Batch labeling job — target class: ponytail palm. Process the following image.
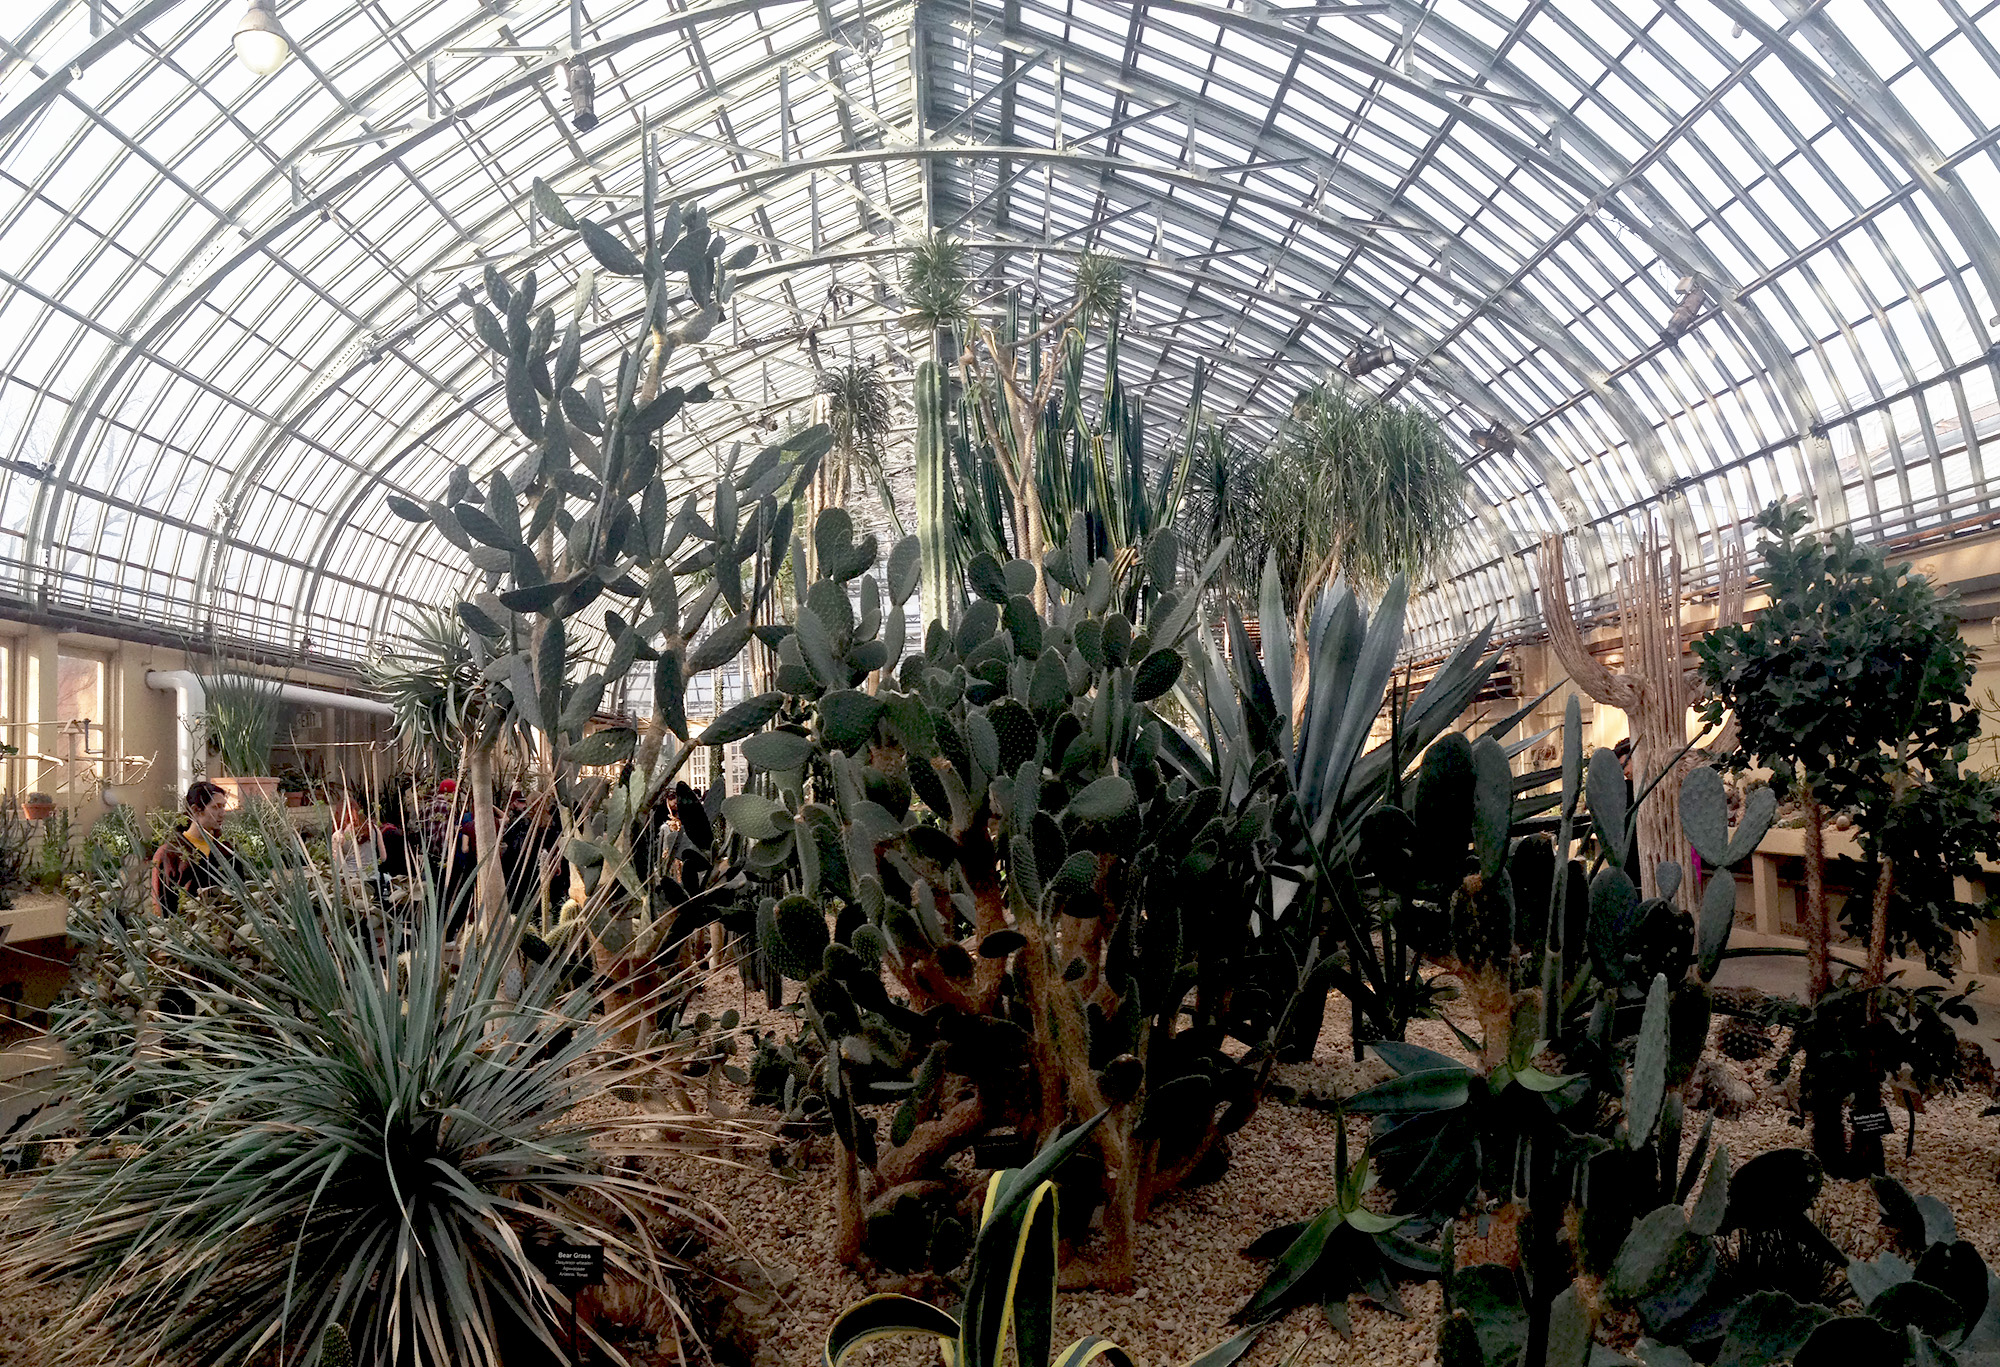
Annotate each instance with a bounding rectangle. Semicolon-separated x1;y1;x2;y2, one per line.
1258;382;1468;605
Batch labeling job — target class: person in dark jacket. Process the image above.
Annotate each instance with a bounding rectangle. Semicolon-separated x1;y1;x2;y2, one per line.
149;780;241;917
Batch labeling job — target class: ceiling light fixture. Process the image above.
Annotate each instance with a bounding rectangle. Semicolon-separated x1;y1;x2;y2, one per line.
1471;422;1514;456
562;0;595;131
565;56;597;131
233;0;290;76
1663;273;1708;340
1342;342;1394;378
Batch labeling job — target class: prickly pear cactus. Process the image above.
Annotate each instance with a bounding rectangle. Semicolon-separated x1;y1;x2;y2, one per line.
738;511;1285;1284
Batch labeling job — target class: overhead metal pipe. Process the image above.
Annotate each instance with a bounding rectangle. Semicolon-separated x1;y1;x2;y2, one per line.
145;671;392;797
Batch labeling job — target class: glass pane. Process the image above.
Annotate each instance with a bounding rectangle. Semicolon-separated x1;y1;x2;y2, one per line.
56;654;104;726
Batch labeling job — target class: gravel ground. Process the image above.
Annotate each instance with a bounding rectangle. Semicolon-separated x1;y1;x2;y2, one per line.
5;975;1999;1367
671;968;2000;1367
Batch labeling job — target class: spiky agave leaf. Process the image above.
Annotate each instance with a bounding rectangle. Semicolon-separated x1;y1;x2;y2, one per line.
10;855;754;1367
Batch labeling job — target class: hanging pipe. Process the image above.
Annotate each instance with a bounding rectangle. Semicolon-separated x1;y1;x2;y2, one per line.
144;671;392;797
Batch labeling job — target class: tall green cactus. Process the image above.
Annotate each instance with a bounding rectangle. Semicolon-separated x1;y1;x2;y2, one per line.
380;141;820;1033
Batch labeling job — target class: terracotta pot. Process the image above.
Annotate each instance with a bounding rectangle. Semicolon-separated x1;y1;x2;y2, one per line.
215;775;282;807
22;797;53;821
284;791;307;808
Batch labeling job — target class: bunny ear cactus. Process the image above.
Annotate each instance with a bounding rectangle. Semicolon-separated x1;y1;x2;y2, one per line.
381;155;822;1037
743;513;1300;1287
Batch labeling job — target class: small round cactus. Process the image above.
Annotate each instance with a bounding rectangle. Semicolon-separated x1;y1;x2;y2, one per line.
320;1324;353;1367
1716;1015;1773;1063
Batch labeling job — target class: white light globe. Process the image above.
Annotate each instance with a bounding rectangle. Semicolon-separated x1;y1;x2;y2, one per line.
234;12;289;75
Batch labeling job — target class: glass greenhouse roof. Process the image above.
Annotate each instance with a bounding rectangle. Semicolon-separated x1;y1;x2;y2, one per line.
4;0;2000;668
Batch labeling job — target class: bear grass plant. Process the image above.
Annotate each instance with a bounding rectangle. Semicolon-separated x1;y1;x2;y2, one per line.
12;853;747;1367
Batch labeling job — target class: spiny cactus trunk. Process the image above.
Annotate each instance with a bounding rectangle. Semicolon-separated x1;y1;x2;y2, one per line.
1630;722;1692;914
1802;794;1830;1000
1061;1112;1141;1292
1022;929;1069;1142
1469;969;1515;1070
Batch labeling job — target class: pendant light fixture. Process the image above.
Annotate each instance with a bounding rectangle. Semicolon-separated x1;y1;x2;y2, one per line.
563;0;596;131
233;0;290;75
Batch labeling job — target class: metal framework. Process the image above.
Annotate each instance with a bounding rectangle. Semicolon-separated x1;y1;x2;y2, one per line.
3;0;2000;664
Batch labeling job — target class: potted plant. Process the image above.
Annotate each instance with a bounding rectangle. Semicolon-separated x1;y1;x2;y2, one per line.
201;672;285;806
276;770;312;808
22;792;53;821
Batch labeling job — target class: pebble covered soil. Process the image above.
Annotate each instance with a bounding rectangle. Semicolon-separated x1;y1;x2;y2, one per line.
651;970;2000;1367
4;968;2000;1367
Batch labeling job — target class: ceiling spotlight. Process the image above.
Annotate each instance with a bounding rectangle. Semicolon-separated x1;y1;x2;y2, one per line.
565;56;598;132
233;0;290;75
1663;272;1708;339
1342;342;1394;378
1471;422;1514;456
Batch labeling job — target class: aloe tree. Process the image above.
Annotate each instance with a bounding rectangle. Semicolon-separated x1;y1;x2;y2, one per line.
814;356;901;544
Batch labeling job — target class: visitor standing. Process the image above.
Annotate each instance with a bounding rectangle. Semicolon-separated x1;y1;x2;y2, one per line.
149;780;241;916
331;797;384;903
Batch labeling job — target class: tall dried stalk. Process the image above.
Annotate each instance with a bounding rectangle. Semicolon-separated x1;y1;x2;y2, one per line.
1539;523;1746;910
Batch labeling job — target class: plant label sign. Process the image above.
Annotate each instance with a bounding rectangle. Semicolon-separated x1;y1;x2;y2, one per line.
973;1133;1033;1169
1851;1109;1894;1137
547;1243;605;1292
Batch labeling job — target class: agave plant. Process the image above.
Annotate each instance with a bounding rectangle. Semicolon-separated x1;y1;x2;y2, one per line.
1168;554;1503;1052
823;1112;1259;1367
15;856;746;1367
200;671;286;777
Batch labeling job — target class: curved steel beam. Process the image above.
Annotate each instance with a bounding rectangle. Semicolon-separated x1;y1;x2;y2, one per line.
203;7;910;648
23;0;808;599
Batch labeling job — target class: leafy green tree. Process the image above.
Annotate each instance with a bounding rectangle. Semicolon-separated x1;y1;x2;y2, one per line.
1697;500;2000;1172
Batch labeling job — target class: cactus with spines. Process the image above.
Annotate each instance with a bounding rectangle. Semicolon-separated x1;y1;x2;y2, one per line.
377;140;824;1049
319;1325;353;1367
1235;693;1784;1355
735;508;1299;1287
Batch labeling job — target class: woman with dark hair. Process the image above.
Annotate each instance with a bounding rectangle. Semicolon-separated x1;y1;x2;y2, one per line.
149;780;241;916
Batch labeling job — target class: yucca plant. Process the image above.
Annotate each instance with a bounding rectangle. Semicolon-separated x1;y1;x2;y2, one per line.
200;671;286;777
14;856;745;1367
823;1112;1257;1367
